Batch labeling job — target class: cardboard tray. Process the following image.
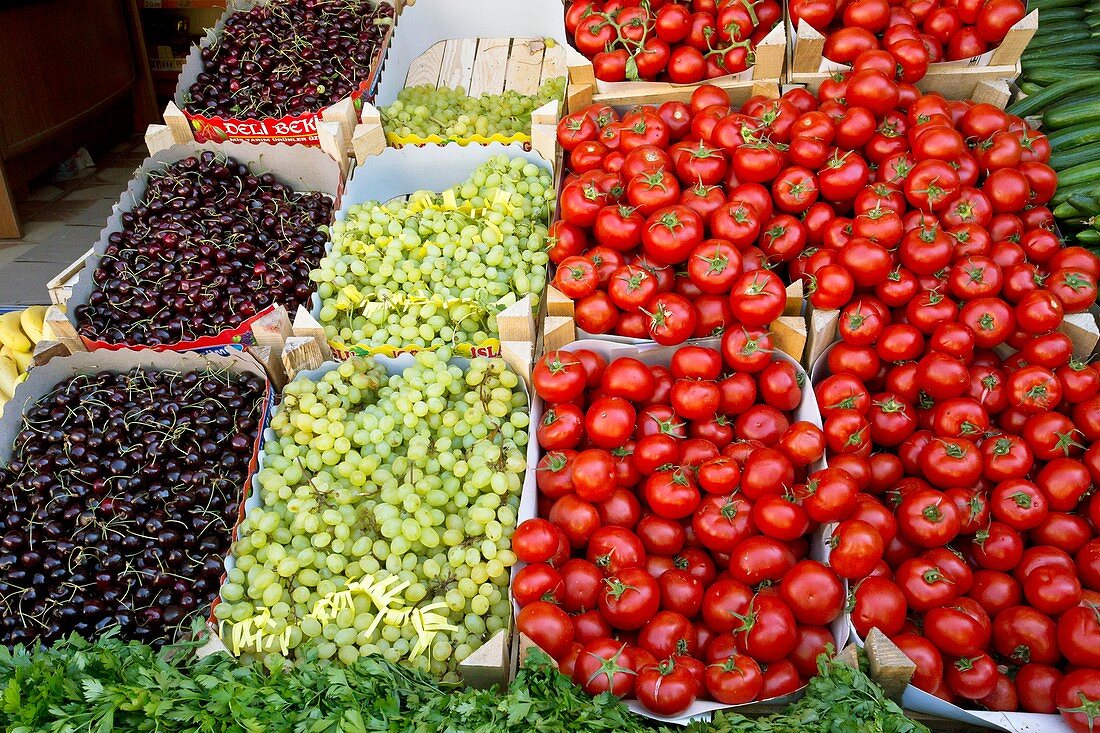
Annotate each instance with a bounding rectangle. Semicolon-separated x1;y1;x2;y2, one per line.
513;337;846;724
309;141;554;359
0;349;273;647
56;141;343;355
808;345;1080;733
570;23;786;108
217;348;536;688
163;0;396;148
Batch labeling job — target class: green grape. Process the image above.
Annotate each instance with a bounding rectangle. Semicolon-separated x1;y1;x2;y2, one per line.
218;353;528;677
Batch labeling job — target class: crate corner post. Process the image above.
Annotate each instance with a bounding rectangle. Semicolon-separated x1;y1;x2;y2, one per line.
163;101;194;145
458;627;511;689
753;21;786;81
352;103;387;162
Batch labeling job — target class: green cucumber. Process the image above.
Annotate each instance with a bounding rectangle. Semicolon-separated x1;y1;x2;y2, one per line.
1077;229;1100;243
1022;68;1100;85
1036;7;1087;21
1069;192;1100;213
1053;160;1100;189
1050;145;1100;170
1044;99;1100;128
1031;0;1085;10
1047;121;1100;149
1023;38;1100;56
1007;74;1100;114
1054;201;1088;219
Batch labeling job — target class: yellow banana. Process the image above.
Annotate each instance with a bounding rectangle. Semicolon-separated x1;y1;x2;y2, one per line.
9;348;31;373
0;354;18;397
0;312;31;352
19;306;45;344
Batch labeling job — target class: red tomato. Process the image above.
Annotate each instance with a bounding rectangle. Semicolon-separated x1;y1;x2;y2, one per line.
518;601;574;659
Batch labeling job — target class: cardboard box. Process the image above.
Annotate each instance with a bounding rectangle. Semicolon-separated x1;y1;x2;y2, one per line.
785;11;1036;95
350;0;573;161
310;142;554;359
217;348;535;688
572;23;786;107
157;0;396;153
0;348;272;649
513;337;845;724
55;141;343;356
808;344;1086;733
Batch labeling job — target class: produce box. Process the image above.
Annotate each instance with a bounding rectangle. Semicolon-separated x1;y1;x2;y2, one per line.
513;337;845;724
567;17;786;107
351;0;573;160
215;347;536;688
52;141;343;356
157;0;397;153
0;348;273;649
310;142;554;360
785;10;1036;96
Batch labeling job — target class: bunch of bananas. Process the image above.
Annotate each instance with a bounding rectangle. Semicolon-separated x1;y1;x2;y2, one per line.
0;306;49;416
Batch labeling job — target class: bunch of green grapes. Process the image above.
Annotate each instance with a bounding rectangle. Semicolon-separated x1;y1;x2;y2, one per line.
215;351;529;680
312;155;553;351
379;75;566;140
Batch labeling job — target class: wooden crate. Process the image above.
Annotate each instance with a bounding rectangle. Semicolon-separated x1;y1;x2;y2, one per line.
566;22;786;108
352;36;570;162
787;10;1036;97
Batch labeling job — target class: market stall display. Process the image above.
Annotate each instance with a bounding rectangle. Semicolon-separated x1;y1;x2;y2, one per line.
3;0;1100;731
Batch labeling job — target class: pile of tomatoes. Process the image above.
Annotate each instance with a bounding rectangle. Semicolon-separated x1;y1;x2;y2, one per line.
812;236;1100;727
514;342;852;717
552;75;1069;339
791;0;1026;72
564;0;780;83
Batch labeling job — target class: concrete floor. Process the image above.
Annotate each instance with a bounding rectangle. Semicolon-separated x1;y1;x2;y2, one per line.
0;138;146;307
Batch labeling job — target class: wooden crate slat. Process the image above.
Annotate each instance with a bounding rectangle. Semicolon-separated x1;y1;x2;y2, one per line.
504;39;546;95
437;38;480;90
405;40;447;88
539;44;567;88
468;37;512;97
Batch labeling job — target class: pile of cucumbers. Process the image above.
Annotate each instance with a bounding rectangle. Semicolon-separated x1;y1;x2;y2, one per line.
1010;0;1100;246
1020;0;1100;87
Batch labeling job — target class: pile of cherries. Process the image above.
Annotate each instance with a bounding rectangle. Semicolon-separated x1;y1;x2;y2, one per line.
0;368;266;648
186;0;394;118
75;152;332;346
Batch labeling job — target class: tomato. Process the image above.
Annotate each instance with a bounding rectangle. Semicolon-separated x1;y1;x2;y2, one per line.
645;468;701;520
945;653;999;700
602;358;654;402
702;578;754;633
829;519;885;579
748;494;807;542
659;568;703;617
851;576;908;638
846;70;900;117
990;605;1059;667
1023;565;1082;618
537;403;585;451
636;659;698;717
728;593;796;663
920;603;989;658
557;558;604;614
573;638;636;696
802;466;859;523
513;563;565;608
1055;669;1100;733
1058;604;1100;669
894;634;944;692
646;292;698;345
808;264;856;311
638;610;698;660
547;220;589;265
818;150;871;202
970;521;1025;573
518;601;574;659
898;221;953;275
896;557;960;612
977;0;1026;43
692;494;753;554
777;560;844;627
920;438;982;491
904;159;961;212
727;269;786;327
705;654;763;704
